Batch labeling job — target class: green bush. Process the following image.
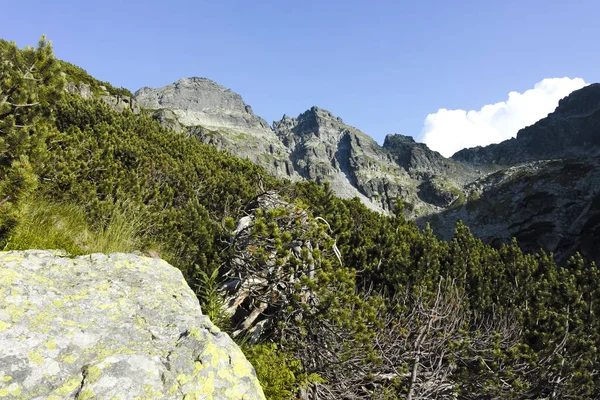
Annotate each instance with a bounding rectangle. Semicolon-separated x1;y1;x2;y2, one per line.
243;343;323;400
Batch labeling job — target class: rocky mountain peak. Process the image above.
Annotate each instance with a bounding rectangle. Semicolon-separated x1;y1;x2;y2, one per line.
383;133;416;147
135;77;254;118
135;78;297;179
453;84;600;166
553;83;600;118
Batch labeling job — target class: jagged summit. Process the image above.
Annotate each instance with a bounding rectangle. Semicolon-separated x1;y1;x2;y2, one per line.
452;83;600;165
383;133;416;145
554;83;600;118
135;77;296;179
135;77;261;123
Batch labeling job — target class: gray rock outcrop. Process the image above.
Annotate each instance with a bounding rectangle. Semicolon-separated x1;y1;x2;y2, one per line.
0;250;265;399
65;81;140;113
65;82;93;100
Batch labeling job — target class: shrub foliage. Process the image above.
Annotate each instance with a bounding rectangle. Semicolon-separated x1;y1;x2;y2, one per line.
2;37;600;399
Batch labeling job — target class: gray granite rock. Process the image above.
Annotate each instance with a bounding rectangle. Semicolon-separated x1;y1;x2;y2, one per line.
65;82;93;100
0;250;265;399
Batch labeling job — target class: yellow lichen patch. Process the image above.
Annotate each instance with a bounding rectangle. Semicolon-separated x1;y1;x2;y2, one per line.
5;383;22;396
86;366;102;383
31;311;54;332
64;320;89;329
233;357;252;377
54;378;81;396
93;345;136;361
6;304;25;323
114;260;132;269
176;372;193;386
0;269;19;287
217;368;233;380
77;388;95;400
193;360;204;375
141;384;162;399
1;376;11;382
95;302;114;310
168;384;179;396
189;328;202;339
0;320;10;332
28;350;44;365
44;339;57;351
94;282;112;292
200;342;224;366
52;299;65;308
62;354;78;364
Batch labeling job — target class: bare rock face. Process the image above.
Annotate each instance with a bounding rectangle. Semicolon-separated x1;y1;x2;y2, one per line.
452;84;600;165
65;82;93;99
273;107;475;213
135;78;270;135
434;84;600;263
0;250;265;400
150;108;183;133
100;94;140;113
135;78;297;179
423;159;600;265
65;81;140;113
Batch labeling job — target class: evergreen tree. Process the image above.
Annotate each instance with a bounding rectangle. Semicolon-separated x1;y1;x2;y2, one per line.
0;36;63;239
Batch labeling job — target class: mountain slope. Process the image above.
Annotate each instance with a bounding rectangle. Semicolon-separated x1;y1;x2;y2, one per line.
425;84;600;263
136;79;480;214
136;77;298;179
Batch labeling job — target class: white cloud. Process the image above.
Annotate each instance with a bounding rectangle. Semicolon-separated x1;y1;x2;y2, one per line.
420;77;587;157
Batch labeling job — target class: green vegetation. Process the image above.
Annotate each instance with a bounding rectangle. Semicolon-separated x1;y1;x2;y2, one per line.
3;199;146;255
243;343;323;400
2;37;600;398
58;60;133;97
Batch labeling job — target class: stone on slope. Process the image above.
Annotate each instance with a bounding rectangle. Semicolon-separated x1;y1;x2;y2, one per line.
0;250;265;400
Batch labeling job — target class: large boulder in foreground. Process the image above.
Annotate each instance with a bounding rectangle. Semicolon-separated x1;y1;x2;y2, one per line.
0;250;265;399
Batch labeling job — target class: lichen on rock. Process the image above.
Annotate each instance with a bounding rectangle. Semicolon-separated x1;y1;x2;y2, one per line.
0;250;265;399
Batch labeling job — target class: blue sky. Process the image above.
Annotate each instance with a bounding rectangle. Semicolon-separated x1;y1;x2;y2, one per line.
3;0;599;155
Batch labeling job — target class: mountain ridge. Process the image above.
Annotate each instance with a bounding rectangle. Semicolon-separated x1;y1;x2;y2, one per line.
133;77;600;264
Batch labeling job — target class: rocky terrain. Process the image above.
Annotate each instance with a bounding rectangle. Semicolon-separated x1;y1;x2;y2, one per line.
135;78;600;263
136;80;477;214
0;250;265;400
135;78;297;179
423;84;600;264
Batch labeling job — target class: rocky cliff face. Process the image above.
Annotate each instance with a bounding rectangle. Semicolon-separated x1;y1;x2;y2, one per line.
274;107;481;212
135;78;296;179
0;250;265;400
452;84;600;165
424;84;600;264
66;81;140;113
274;107;408;211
